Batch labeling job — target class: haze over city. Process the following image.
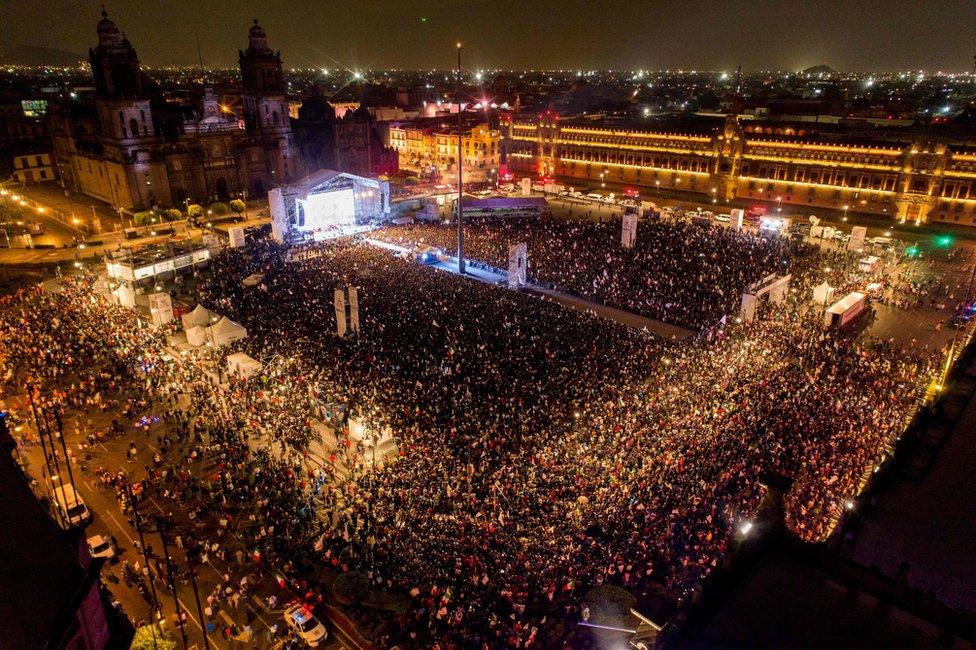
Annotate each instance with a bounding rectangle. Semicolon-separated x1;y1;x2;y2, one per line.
2;0;976;71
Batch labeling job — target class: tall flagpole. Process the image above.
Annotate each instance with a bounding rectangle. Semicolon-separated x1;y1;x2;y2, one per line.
456;42;465;274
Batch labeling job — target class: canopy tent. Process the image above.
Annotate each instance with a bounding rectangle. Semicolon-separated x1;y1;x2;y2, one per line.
812;282;835;306
181;304;213;330
207;316;248;347
226;352;263;378
185;325;208;347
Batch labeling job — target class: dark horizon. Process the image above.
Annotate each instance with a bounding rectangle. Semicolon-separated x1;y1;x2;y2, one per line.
1;0;974;73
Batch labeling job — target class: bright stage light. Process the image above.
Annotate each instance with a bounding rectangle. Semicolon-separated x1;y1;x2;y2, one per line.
298;188;356;232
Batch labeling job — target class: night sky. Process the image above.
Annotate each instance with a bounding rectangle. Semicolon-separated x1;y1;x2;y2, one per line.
2;0;975;72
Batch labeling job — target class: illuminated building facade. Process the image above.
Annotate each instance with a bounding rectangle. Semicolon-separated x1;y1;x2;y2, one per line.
50;12;301;211
503;113;976;225
388;120;500;179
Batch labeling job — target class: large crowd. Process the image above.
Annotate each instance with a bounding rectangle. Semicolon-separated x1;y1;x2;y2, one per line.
0;221;940;648
370;217;806;329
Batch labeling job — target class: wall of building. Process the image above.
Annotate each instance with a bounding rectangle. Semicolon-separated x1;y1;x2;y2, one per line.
13;152;54;183
504;116;976;225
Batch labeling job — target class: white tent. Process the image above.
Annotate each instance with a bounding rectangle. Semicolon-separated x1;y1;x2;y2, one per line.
181;304;213;330
226;352;263;378
242;273;264;287
207;316;248;347
186;324;208;347
813;282;835;306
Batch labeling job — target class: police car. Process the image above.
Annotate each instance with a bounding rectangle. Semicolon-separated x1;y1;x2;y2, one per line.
283;604;328;647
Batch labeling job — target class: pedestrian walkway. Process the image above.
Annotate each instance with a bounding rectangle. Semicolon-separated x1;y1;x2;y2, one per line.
365;237;696;340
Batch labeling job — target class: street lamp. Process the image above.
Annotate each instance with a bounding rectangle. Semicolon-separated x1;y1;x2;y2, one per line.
455;41;465;274
842;204;849;222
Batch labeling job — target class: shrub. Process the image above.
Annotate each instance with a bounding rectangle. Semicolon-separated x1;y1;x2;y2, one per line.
209;202;230;216
404;176;420;185
165;209;182;221
229;199;246;214
131;624;176;650
332;571;369;605
133;210;155;226
187;204;204;219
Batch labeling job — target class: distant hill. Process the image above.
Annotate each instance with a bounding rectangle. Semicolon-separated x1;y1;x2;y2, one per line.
800;64;839;76
0;44;85;67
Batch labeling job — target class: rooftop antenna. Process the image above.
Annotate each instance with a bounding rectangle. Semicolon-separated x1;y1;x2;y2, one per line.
196;32;204;72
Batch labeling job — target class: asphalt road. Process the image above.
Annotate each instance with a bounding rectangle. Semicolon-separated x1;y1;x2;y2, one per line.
8;386;349;650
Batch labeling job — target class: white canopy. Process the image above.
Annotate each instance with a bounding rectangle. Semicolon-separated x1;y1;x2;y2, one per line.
186;324;208;347
181;304;213;330
812;282;835;305
242;273;264;287
226;352;263;378
207;316;247;347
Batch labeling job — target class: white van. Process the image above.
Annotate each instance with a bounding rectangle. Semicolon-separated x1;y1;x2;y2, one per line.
585;193;604;202
51;479;91;528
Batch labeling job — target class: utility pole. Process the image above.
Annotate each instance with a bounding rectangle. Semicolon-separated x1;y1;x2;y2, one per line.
122;481;161;650
154;515;189;650
25;386;66;529
185;542;212;650
456;42;465;274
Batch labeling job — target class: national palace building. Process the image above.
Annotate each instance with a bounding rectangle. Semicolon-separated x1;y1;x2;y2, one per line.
502;112;976;226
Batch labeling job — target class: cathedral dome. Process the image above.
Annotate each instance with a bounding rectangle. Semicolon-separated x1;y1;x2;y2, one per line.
248;19;269;50
96;10;123;47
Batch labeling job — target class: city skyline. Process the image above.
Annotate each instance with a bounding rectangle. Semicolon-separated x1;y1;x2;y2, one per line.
2;0;976;73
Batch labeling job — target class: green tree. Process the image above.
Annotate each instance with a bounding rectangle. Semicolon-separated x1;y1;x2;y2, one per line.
133;211;155;226
332;571;369;605
229;199;246;215
165;209;182;221
187;204;204;219
404;176;420;185
131;623;176;650
209;202;230;216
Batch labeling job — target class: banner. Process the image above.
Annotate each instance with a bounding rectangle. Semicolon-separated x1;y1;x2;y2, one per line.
621;213;638;248
730;208;744;230
334;288;347;338
848;226;866;252
348;286;360;333
508;242;527;289
228;226;246;248
147;292;174;328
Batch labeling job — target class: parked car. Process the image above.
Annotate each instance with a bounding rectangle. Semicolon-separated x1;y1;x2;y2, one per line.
87;534;116;560
284;605;328;647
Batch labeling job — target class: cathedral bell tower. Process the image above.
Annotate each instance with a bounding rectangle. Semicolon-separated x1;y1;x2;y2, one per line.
238;19;287;132
238;19;299;184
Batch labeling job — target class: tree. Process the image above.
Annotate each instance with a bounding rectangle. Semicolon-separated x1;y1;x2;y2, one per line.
404;176;420;186
332;571;369;605
133;211;155;226
187;204;204;219
165;209;182;221
229;199;246;215
209;202;230;216
131;623;176;650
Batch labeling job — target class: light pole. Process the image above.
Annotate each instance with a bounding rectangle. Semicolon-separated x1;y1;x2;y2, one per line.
456;42;465;274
